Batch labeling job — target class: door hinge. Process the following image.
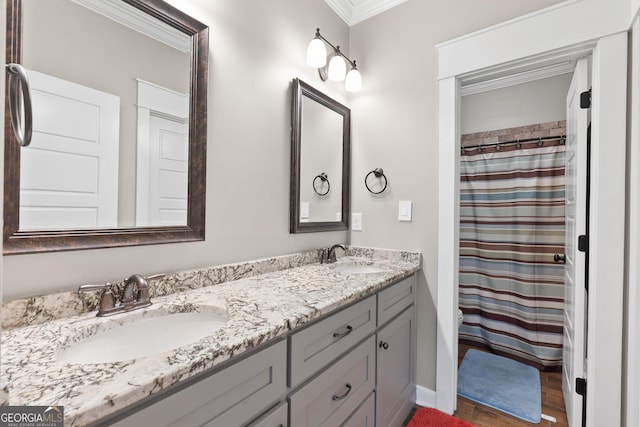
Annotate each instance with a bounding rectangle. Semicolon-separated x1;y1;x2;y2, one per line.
580;89;592;109
578;235;588;253
576;378;587;396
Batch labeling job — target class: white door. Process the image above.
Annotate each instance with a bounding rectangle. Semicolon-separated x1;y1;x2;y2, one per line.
562;57;589;427
147;115;188;225
20;69;120;229
135;79;189;226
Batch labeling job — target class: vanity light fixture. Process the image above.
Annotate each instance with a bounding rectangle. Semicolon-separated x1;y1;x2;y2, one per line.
306;28;362;92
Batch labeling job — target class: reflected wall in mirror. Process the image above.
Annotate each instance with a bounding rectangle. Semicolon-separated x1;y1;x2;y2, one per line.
290;78;350;233
4;0;209;254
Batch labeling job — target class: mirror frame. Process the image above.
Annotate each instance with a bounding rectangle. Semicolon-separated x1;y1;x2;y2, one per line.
290;78;350;233
3;0;208;254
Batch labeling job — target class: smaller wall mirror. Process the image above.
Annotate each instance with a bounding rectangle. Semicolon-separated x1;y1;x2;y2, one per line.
290;78;350;233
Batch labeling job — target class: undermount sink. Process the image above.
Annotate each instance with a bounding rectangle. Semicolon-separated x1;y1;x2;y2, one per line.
57;307;228;364
331;263;388;274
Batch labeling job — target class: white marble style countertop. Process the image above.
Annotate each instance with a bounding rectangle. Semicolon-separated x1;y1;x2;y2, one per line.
1;248;421;426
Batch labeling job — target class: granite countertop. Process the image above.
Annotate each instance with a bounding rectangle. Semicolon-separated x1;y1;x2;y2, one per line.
1;248;421;426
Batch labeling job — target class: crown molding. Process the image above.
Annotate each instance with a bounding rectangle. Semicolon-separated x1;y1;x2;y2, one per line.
460;61;575;96
72;0;191;53
325;0;407;26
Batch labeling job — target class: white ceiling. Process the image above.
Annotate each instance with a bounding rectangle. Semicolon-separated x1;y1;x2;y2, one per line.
324;0;407;26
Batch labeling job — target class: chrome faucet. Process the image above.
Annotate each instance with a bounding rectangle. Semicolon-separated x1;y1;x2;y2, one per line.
321;244;347;264
79;273;165;317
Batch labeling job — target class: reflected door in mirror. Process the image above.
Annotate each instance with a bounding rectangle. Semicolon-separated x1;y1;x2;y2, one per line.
300;96;343;223
20;0;191;229
4;0;209;254
20;69;120;230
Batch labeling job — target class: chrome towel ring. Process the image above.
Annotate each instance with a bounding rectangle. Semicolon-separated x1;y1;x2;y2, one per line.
6;63;33;147
313;172;330;196
365;168;388;194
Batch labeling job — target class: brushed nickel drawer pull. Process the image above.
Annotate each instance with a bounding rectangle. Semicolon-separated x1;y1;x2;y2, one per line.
332;383;352;401
333;325;353;339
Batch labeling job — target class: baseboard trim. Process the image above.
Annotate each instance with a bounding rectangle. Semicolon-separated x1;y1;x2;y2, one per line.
415;385;437;408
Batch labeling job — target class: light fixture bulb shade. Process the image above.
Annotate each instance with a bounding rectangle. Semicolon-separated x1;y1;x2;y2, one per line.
306;38;327;68
328;55;346;81
345;68;362;92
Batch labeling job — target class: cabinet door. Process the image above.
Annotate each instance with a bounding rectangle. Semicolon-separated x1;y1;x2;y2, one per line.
376;306;416;427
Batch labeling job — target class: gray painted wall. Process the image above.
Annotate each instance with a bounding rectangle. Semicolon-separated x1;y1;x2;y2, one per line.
461;74;572;135
2;0;351;299
348;0;564;391
2;0;567;398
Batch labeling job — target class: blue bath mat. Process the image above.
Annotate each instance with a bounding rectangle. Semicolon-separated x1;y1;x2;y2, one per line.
458;349;541;423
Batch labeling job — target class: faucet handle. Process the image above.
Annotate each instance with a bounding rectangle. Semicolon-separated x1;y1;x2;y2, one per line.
78;283;113;292
320;248;329;264
78;282;116;315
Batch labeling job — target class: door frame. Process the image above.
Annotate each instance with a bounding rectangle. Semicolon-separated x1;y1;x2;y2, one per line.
135;79;188;226
436;33;627;427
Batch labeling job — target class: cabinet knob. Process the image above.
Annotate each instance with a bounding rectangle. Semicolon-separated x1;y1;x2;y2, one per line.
379;341;389;350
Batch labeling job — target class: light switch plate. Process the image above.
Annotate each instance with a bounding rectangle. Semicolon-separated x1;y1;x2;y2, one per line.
398;200;412;221
352;213;362;231
300;201;309;219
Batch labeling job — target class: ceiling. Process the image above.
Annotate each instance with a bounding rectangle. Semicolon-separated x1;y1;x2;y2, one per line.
324;0;407;26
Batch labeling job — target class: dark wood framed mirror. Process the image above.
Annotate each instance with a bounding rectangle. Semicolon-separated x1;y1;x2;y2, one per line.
290;78;350;233
4;0;208;254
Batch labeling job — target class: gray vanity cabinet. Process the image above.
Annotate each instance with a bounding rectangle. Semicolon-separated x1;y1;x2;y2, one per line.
110;339;286;427
105;274;416;427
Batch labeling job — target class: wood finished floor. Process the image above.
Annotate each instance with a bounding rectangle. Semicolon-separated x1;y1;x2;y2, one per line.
407;344;569;427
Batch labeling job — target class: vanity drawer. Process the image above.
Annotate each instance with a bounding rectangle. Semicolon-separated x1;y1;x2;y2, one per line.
289;336;376;427
342;392;375;427
289;295;376;388
112;339;286;427
377;275;415;327
248;401;288;427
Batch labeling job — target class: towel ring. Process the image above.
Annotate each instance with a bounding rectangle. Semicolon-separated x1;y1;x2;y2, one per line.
313;172;330;196
365;168;388;194
6;63;33;147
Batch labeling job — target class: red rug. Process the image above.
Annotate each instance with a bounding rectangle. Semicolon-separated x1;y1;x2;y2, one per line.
407;407;476;427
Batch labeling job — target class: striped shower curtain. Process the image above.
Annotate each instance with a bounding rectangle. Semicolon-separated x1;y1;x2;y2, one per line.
459;144;566;370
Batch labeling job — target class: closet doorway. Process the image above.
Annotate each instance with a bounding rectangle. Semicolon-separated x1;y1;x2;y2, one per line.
458;59;591;425
437;29;627;427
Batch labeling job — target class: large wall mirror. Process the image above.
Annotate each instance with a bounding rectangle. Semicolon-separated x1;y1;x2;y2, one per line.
290;78;350;233
4;0;208;254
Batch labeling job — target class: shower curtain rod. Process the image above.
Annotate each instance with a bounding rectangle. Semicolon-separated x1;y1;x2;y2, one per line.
461;135;566;151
